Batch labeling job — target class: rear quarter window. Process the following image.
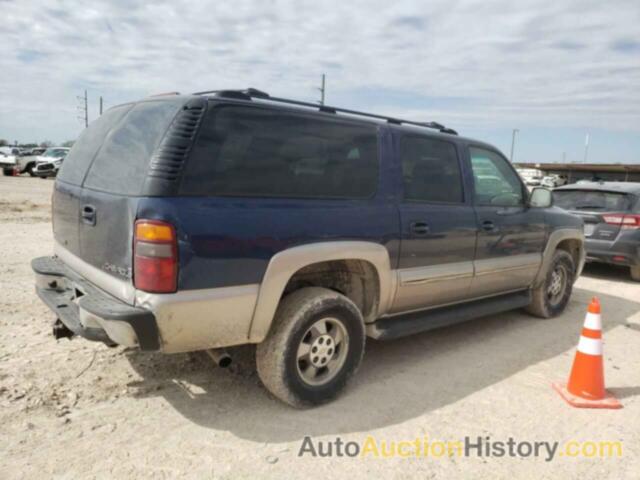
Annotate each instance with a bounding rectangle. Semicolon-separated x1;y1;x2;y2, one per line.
83;100;182;195
180;105;379;199
57;105;132;185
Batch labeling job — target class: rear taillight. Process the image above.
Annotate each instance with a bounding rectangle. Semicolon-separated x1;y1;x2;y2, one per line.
134;220;178;293
603;214;640;230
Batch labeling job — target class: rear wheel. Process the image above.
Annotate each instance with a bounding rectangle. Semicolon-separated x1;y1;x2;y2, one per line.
631;266;640;282
526;250;575;318
256;287;365;408
2;168;12;176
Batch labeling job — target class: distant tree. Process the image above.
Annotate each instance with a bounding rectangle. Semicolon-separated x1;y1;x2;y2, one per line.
39;140;53;148
61;140;75;148
0;139;8;147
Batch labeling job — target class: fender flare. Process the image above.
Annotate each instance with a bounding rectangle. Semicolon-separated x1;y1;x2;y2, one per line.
247;241;394;343
533;228;585;287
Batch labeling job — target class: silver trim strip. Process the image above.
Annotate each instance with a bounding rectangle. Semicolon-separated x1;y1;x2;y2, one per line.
399;261;474;286
380;287;529;319
54;241;135;304
474;253;542;277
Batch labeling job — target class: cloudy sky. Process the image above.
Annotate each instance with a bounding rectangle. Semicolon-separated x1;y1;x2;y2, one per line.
1;0;639;163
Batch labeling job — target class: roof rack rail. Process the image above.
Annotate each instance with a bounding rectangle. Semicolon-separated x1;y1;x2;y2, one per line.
192;88;458;135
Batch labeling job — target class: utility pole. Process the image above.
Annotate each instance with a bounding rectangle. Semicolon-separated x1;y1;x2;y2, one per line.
99;96;103;116
583;133;589;164
510;128;519;162
84;90;88;127
562;151;566;163
77;90;88;128
318;74;326;106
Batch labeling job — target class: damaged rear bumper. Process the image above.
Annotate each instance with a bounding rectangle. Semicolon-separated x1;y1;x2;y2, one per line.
32;256;160;350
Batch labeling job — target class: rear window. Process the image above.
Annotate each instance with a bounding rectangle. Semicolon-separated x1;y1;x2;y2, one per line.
400;136;463;203
57;105;132;185
553;190;633;211
180;105;379;199
83;100;182;195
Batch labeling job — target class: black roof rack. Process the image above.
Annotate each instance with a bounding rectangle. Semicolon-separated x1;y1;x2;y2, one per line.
192;88;458;135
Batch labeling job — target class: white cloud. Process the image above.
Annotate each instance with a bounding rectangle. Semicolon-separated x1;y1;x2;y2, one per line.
0;0;639;143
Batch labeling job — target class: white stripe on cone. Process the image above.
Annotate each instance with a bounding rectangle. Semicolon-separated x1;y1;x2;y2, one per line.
583;312;602;331
577;336;603;356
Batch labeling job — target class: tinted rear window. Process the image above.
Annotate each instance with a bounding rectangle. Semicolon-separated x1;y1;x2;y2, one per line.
400;136;463;203
553;190;633;211
57;105;132;185
83;100;182;195
180;105;379;199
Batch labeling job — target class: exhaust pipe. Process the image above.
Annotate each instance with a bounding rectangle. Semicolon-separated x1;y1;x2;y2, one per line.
206;348;232;368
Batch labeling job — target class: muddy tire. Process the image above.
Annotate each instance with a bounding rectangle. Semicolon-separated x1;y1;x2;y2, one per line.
526;250;575;318
630;266;640;282
256;287;365;408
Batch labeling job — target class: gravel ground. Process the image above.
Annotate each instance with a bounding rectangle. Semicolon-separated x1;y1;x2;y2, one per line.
0;176;638;479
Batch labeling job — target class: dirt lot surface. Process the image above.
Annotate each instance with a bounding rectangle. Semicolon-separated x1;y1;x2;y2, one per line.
1;176;639;479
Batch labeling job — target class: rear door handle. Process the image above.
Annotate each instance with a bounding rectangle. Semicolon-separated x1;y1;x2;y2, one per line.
481;220;498;232
81;204;96;226
410;221;430;235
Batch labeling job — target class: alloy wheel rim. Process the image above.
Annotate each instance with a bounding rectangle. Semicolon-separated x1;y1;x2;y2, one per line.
547;265;566;306
296;317;349;386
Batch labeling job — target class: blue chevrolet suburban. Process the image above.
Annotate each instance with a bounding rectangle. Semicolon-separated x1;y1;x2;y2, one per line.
32;88;585;407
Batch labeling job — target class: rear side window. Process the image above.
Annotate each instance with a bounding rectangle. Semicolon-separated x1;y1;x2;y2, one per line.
57;105;131;185
553;190;633;211
84;101;182;195
400;136;463;203
180;106;379;199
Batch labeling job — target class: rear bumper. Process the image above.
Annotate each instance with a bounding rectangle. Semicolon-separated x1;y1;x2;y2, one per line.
585;235;640;267
32;256;160;350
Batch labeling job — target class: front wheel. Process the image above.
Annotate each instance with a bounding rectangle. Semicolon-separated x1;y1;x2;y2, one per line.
526;250;575;318
256;287;365;408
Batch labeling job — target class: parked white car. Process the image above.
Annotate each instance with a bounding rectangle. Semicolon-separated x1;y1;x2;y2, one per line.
32;147;70;178
516;168;544;186
541;174;568;188
0;147;22;175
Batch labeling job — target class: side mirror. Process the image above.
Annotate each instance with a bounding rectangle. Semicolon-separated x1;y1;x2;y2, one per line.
529;187;553;208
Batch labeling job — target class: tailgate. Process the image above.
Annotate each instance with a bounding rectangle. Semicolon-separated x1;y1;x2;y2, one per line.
553;189;634;241
52;97;187;302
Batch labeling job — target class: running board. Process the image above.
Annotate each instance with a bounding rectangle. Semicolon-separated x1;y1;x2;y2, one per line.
368;290;532;340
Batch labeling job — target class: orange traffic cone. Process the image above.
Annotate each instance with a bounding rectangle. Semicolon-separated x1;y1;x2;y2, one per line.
553;297;622;409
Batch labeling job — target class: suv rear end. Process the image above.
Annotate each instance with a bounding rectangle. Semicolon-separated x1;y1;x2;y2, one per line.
33;95;206;351
553;182;640;280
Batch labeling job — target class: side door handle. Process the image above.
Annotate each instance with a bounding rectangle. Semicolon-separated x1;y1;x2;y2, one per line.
410;221;430;235
81;204;96;226
481;220;498;232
